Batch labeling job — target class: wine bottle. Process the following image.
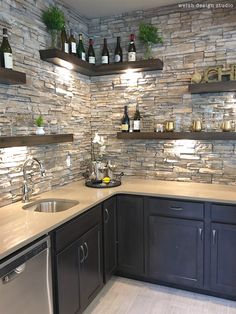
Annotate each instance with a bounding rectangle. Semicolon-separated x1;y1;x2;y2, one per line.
114;36;122;63
128;34;136;62
77;34;86;61
133;104;141;132
68;29;77;55
87;38;96;64
61;25;69;53
121;105;130;132
101;38;109;64
0;28;13;69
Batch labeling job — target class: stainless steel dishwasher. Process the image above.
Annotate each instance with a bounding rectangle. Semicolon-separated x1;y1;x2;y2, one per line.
0;236;53;314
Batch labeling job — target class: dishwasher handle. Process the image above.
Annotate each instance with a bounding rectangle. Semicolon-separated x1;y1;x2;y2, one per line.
2;263;26;284
0;236;49;279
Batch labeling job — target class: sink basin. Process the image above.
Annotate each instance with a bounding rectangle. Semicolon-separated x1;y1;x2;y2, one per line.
22;199;79;213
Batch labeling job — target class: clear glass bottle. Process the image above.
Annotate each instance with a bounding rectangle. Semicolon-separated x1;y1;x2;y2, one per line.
133;104;141;132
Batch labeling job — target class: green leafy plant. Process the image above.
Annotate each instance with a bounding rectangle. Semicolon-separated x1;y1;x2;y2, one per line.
42;6;65;30
42;6;65;48
35;115;44;127
138;23;163;59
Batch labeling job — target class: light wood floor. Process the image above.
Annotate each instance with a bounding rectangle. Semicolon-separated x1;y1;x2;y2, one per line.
84;277;236;314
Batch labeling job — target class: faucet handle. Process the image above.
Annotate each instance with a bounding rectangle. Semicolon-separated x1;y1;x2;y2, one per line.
39;162;46;177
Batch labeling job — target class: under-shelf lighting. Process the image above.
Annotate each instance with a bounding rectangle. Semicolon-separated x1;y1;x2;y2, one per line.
57;59;74;70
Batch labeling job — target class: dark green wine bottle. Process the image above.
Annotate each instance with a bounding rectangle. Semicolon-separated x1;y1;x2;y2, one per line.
121;105;130;132
101;38;109;64
77;34;86;61
61;25;69;53
0;28;13;69
88;39;95;64
68;29;77;55
114;36;123;63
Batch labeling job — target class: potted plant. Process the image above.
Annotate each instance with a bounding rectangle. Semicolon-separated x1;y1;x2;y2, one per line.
138;23;163;59
35;115;45;135
42;6;65;48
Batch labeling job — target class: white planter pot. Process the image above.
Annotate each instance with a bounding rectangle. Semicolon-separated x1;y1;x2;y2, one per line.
36;127;45;135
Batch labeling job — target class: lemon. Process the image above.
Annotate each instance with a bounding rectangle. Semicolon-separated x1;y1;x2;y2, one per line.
102;177;111;184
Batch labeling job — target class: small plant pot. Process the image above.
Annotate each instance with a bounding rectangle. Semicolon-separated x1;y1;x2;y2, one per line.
36;127;45;135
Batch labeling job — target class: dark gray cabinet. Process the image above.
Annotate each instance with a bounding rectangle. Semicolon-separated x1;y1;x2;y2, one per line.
57;240;81;314
53;205;102;314
147;216;204;288
145;197;205;289
53;194;236;312
103;197;117;283
117;195;144;276
210;223;236;296
79;225;102;310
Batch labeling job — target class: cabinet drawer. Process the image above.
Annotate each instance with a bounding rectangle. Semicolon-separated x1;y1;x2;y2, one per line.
54;204;102;253
211;203;236;224
146;197;204;220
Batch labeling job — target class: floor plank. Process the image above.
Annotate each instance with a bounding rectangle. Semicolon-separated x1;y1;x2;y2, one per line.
84;277;236;314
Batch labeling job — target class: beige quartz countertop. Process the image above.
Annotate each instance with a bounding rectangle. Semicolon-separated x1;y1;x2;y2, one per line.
1;177;236;260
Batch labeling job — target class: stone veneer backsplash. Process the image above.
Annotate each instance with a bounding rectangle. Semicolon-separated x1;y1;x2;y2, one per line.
1;0;236;208
0;0;91;207
90;0;236;185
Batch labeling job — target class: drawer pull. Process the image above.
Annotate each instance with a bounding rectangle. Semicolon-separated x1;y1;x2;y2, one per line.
79;245;85;264
170;206;184;211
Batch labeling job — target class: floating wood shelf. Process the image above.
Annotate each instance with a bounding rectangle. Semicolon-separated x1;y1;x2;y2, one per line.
0;68;26;85
117;132;236;140
0;134;73;148
93;59;163;76
189;81;236;94
39;49;163;76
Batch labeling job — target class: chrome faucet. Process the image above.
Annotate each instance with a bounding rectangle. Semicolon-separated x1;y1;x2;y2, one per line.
22;157;46;203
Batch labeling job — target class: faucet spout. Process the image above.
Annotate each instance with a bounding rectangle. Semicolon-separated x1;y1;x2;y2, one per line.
22;157;46;203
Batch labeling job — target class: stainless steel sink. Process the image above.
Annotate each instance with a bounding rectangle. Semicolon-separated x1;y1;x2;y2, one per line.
22;199;79;213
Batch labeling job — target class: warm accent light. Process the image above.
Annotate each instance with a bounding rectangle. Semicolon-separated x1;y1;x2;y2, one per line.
173;140;196;157
122;70;142;85
55;67;72;82
58;59;74;70
1;146;28;163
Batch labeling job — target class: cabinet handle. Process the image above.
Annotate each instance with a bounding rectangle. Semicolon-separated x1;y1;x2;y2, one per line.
104;208;109;223
199;228;203;242
80;245;85;264
170;206;183;211
212;229;217;245
84;242;89;260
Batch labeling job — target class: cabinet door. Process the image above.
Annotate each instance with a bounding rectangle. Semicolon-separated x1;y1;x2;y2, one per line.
56;241;81;314
211;223;236;295
79;224;102;311
117;195;144;276
147;216;204;288
103;197;117;282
